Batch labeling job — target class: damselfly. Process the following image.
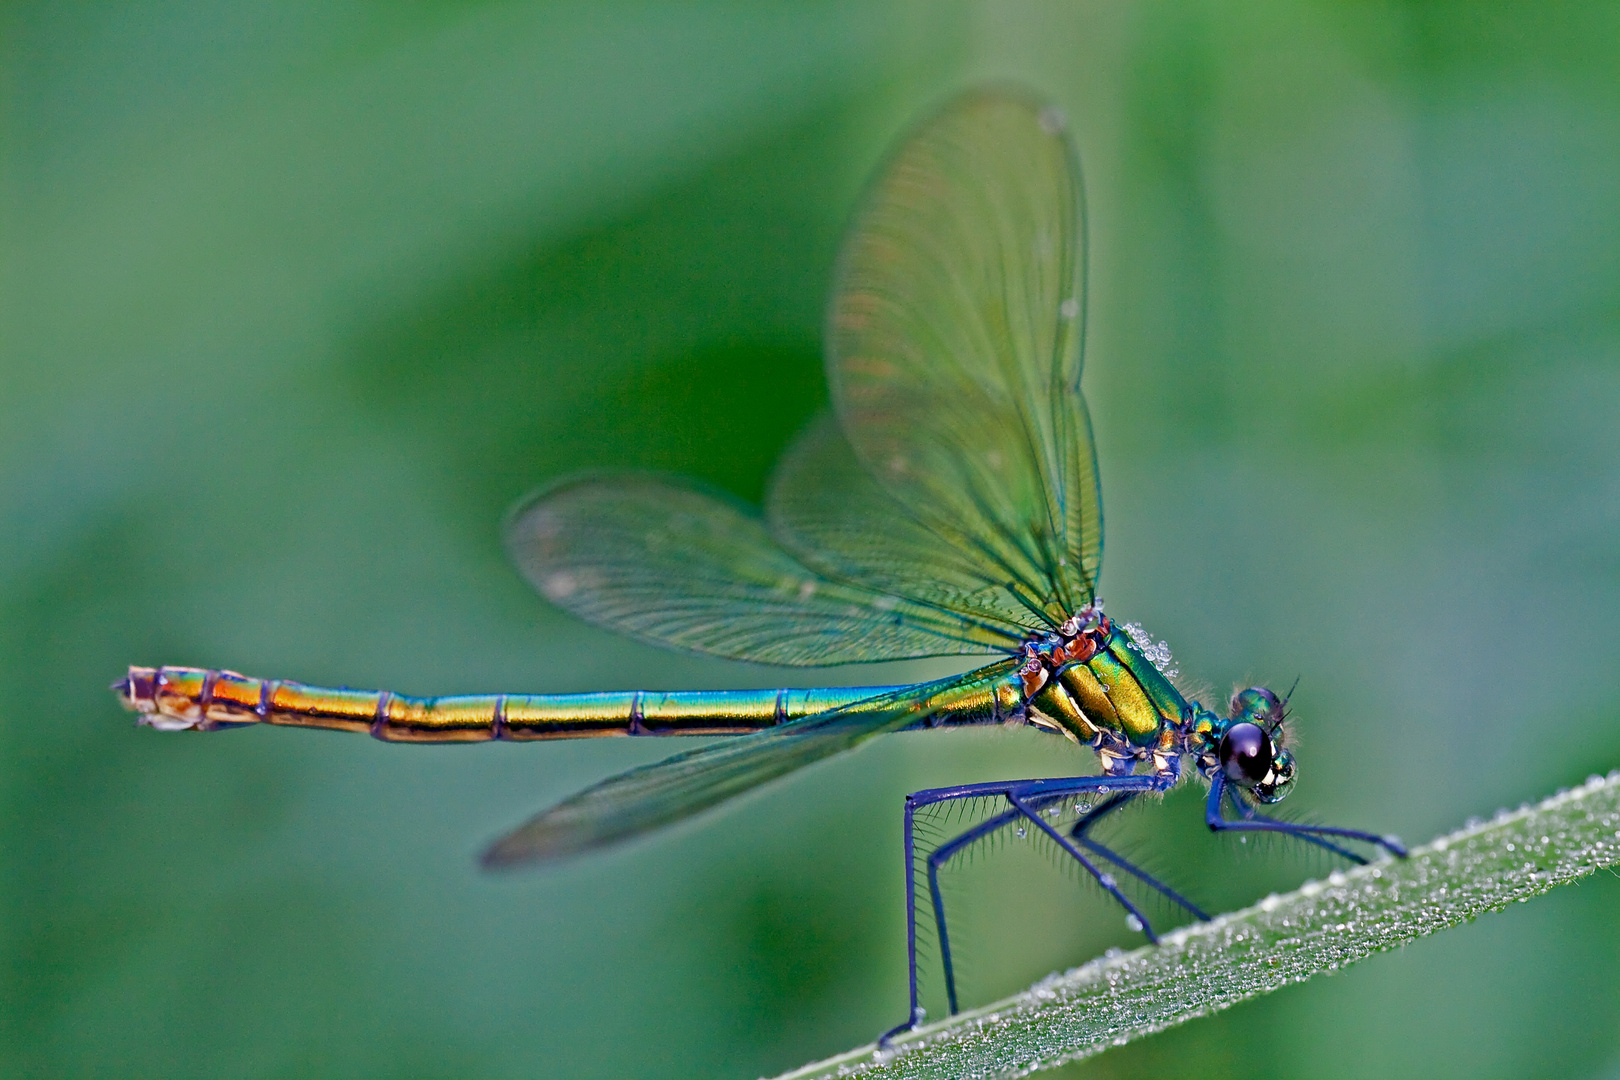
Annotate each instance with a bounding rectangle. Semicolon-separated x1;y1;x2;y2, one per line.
115;88;1405;1042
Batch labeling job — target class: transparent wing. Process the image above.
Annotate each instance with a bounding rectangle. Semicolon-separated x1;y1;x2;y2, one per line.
768;413;1047;628
483;663;1016;866
824;88;1102;628
506;474;1022;667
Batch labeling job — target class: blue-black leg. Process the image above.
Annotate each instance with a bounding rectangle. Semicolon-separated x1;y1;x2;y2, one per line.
1067;793;1211;920
1009;790;1163;942
879;773;1175;1047
926;807;1020;1015
1205;773;1407;859
1222;784;1366;862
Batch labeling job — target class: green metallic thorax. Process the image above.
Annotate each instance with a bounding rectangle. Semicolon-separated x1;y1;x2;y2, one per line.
1026;620;1189;761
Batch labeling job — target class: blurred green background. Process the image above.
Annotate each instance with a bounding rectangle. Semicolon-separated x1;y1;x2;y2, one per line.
6;3;1620;1078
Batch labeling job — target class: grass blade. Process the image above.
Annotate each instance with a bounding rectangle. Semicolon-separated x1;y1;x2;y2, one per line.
775;771;1620;1080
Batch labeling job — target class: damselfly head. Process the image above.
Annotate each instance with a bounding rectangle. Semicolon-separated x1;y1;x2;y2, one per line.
1216;721;1295;803
1229;686;1285;730
1253;747;1295;803
1219;685;1296;803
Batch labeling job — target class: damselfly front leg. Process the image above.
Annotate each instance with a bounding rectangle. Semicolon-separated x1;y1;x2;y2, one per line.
1219;782;1365;861
1205;771;1408;860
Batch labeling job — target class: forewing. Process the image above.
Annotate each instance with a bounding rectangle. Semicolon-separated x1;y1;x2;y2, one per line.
827;89;1102;626
768;413;1042;630
506;474;1015;666
482;665;1013;866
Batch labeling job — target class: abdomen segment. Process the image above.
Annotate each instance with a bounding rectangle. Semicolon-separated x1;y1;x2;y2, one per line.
114;666;905;742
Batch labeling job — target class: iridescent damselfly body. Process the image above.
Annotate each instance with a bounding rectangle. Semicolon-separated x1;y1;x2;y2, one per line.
115;89;1405;1044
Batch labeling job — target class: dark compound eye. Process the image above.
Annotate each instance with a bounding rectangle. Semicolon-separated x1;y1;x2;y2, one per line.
1218;721;1274;785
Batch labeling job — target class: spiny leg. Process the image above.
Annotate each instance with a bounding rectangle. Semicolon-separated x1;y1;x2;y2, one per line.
926;807;1021;1016
1221;783;1366;862
1062;792;1210;921
929;790;1205;1016
879;774;1168;1047
881;782;1021;1046
1009;791;1161;944
1206;772;1407;859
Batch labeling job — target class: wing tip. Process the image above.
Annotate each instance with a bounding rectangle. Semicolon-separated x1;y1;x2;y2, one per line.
477;840;521;871
479;818;607;871
478;834;570;872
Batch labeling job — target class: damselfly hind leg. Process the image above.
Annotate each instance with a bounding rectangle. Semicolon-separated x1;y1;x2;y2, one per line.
878;772;1176;1047
926;806;1022;1016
